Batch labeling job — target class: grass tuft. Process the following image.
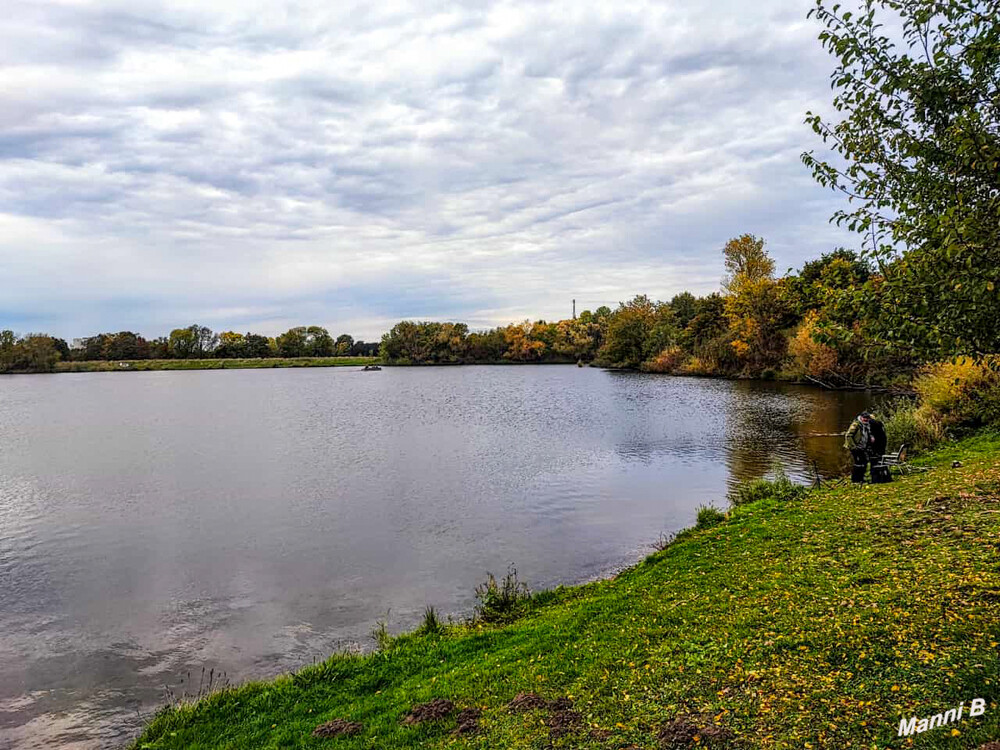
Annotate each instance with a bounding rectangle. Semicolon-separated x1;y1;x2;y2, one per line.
695;504;726;529
474;564;531;624
370;620;392;651
416;606;443;636
729;463;807;507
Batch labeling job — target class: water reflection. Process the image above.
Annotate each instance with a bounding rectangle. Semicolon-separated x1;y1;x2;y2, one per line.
724;380;871;485
0;367;869;749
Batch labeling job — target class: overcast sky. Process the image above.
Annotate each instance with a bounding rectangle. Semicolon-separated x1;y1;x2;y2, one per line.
0;0;856;340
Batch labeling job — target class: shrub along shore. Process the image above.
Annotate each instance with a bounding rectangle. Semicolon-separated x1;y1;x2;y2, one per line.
133;432;1000;750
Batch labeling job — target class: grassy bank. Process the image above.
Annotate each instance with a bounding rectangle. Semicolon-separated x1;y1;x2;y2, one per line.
133;434;1000;749
53;357;379;373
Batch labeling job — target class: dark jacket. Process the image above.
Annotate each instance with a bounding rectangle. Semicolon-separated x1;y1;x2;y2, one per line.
869;418;887;457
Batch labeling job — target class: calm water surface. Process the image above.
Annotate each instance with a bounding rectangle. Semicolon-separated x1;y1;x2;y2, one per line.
0;366;870;749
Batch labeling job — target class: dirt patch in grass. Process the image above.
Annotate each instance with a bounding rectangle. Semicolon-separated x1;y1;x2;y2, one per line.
977;743;1000;750
508;692;551;713
657;716;734;748
311;719;362;738
546;709;583;738
402;698;455;725
507;692;583;739
507;692;576;713
547;697;574;712
452;707;482;735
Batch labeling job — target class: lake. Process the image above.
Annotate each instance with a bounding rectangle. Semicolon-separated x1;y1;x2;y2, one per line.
0;366;871;749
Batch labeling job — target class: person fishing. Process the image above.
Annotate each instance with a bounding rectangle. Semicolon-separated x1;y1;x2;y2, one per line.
844;410;875;483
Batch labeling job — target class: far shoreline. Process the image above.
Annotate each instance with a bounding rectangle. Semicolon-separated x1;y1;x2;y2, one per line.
0;357;912;396
45;356;380;373
0;357;908;393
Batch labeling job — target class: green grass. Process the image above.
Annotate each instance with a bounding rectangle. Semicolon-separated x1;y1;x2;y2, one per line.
54;357;379;373
132;433;1000;749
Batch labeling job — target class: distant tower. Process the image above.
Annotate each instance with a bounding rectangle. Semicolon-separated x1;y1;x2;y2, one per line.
572;299;576;319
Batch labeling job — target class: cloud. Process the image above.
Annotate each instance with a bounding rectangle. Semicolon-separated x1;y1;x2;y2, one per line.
0;0;854;339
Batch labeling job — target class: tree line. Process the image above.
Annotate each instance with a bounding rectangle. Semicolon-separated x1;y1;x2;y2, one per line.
377;237;915;386
0;325;379;373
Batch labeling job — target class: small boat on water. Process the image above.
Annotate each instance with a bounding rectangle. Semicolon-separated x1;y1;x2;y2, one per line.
363;364;382;371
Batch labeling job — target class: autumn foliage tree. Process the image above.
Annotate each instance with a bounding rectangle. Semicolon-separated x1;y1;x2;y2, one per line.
0;331;64;373
721;236;793;373
597;295;675;369
215;331;246;358
502;321;547;362
789;310;840;381
722;234;774;294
